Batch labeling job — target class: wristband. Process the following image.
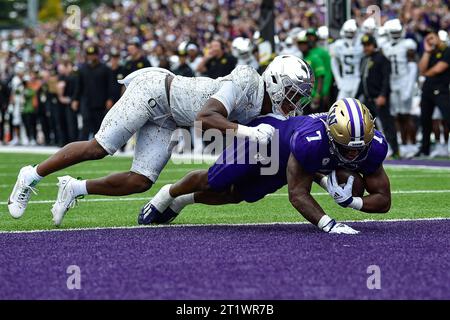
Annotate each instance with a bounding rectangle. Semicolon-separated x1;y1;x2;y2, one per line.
319;176;328;191
348;197;363;210
318;215;336;232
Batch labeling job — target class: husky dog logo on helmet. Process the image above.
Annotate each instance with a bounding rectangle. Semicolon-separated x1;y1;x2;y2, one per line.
326;98;375;163
327;105;338;126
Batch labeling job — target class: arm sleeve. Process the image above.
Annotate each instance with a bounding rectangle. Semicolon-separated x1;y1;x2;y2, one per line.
210;81;239;116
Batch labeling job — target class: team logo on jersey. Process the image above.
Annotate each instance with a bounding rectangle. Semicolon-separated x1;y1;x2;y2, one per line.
148;98;157;108
137;62;144;68
322;158;330;166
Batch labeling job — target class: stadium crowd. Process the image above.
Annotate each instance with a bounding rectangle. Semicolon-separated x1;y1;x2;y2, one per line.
1;0;450;159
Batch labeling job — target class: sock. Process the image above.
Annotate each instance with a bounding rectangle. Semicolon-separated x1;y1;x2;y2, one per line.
319;176;328;192
27;165;43;186
170;193;195;213
151;184;174;212
72;180;88;197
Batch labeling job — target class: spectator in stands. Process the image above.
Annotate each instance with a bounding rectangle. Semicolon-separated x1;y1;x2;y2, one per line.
173;50;195;77
186;44;203;76
197;39;237;78
57;60;78;144
109;48;126;104
124;38;151;77
72;45;114;141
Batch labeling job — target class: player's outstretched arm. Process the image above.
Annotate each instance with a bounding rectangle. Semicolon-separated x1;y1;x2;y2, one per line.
287;154;326;225
287;154;359;234
196;98;238;132
196;98;274;143
361;165;391;213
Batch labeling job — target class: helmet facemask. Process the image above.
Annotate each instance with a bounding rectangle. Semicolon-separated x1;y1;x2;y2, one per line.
328;132;371;164
270;75;313;117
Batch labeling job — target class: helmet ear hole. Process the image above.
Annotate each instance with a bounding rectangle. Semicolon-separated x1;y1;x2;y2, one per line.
271;75;277;84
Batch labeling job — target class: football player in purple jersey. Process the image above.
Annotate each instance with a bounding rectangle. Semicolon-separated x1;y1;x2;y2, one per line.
140;98;391;234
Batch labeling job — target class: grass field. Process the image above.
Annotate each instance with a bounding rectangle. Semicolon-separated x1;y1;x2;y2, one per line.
1;152;450;232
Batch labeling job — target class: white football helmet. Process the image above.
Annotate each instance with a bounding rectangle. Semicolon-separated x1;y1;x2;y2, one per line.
384;19;403;42
262;55;314;117
232;37;253;60
438;30;449;43
362;17;377;35
317;26;329;41
341;19;358;39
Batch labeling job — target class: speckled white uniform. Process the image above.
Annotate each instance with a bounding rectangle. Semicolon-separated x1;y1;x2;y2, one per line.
95;66;264;182
382;39;417;115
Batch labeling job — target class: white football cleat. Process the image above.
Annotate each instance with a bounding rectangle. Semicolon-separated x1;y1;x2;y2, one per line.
51;176;80;226
8;165;39;218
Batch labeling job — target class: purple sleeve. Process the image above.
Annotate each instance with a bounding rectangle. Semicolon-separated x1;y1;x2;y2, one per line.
359;131;388;175
289;129;322;174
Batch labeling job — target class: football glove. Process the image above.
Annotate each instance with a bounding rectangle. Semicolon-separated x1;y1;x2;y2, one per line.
236;124;275;144
318;215;360;234
328;222;360;234
327;170;354;207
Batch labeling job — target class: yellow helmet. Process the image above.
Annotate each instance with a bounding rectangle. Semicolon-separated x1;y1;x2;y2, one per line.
326;98;375;163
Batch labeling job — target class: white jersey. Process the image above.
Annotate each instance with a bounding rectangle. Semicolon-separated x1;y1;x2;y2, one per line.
329;38;363;81
382;39;417;89
170;65;264;126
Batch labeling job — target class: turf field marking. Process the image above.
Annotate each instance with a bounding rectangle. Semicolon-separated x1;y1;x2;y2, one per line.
0;217;448;234
1;189;450;206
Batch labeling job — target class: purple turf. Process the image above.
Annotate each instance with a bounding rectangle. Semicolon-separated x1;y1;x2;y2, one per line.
0;220;449;300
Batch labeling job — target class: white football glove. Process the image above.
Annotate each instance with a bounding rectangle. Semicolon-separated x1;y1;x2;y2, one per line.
318;215;360;234
328;222;360;234
327;170;354;207
236;124;275;144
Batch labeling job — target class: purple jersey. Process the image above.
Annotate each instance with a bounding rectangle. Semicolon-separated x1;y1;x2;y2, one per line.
208;114;388;202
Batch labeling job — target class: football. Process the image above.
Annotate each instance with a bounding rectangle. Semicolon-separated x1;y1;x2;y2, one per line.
334;168;365;197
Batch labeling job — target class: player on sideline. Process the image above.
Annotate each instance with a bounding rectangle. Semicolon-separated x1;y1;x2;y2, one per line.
8;55;314;226
141;98;391;234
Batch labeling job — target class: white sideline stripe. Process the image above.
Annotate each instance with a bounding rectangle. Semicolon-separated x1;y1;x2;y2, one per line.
0;217;448;235
1;146;450;170
1;189;450;206
0;179;176;188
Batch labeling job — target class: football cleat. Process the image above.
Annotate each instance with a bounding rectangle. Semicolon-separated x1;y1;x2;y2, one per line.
51;176;81;226
138;203;178;225
8;165;39;219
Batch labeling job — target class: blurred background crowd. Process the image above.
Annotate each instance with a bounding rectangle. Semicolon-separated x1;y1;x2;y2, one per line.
1;0;450;159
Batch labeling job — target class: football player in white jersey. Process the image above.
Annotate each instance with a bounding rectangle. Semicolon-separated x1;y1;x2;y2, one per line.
330;19;364;100
382;19;418;157
8;55;314;225
231;37;260;70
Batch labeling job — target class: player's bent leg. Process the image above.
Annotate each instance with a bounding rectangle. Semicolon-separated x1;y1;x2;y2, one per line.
37;139;108;177
143;187;243;225
86;172;153;196
139;170;210;225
